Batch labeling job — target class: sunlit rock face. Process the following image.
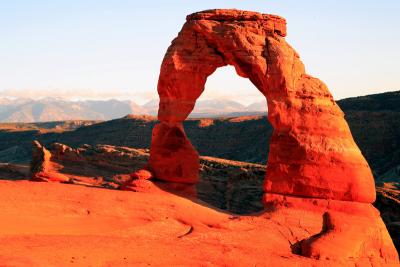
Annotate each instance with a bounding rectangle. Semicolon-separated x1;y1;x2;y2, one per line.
148;9;399;263
149;9;374;203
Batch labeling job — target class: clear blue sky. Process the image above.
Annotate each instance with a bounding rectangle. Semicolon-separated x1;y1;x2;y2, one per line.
0;0;399;104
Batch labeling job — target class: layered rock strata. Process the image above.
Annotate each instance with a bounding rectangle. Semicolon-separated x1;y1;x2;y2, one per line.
149;9;375;203
148;9;399;262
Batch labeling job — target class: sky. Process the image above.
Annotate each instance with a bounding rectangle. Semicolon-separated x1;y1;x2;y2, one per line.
0;0;399;105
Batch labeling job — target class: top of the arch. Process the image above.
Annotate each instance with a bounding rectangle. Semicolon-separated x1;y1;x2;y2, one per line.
186;9;287;37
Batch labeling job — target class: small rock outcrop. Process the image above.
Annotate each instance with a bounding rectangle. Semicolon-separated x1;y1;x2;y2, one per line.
31;140;71;182
31;140;51;175
30;141;150;187
148;9;399;263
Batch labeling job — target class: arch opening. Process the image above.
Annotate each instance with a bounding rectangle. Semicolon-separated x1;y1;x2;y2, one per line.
185;65;270;163
180;65;271;214
189;65;267;118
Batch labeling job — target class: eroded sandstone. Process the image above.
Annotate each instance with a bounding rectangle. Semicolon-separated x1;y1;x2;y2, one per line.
149;9;375;203
148;9;399;263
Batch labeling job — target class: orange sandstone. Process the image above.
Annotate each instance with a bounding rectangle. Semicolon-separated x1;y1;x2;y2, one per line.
148;9;399;262
149;9;375;203
30;141;71;183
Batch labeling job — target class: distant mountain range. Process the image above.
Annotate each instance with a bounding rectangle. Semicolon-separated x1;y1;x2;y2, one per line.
0;97;267;122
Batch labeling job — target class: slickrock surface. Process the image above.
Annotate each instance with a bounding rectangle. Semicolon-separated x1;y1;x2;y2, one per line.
0;180;398;267
149;9;375;203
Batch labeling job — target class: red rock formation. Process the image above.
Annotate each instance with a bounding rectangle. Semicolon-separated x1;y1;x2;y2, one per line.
149;9;399;262
149;9;375;202
30;141;149;186
30;141;71;182
130;169;153;180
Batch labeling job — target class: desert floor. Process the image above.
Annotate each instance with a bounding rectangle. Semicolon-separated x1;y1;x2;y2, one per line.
0;180;396;267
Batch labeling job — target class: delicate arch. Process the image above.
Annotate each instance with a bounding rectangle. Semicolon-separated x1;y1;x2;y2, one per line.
149;9;375;203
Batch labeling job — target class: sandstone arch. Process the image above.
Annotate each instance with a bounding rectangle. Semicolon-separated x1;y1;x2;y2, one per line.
149;9;375;203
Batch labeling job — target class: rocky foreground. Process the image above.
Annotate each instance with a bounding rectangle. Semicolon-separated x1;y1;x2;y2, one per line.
2;180;395;267
1;141;398;265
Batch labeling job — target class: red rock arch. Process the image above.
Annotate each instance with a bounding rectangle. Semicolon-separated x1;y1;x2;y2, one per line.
149;9;375;203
